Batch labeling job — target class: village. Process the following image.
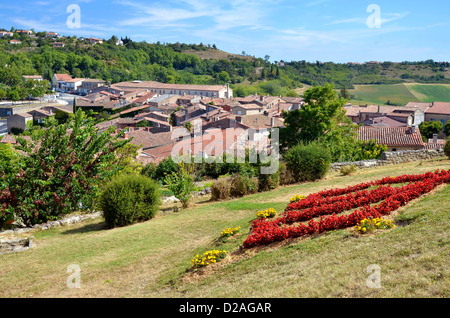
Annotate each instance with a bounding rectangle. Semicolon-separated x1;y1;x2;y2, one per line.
1;72;448;165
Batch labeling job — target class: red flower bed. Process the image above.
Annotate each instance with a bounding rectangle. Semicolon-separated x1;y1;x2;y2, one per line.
243;170;450;248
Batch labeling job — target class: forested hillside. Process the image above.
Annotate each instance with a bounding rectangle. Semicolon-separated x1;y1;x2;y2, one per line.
1;29;449;99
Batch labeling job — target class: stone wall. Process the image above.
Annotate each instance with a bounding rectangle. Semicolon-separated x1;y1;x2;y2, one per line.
330;149;446;172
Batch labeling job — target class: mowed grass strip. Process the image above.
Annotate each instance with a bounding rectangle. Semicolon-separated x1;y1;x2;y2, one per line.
0;158;449;298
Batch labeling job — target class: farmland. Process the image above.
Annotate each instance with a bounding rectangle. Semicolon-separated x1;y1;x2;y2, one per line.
348;83;450;106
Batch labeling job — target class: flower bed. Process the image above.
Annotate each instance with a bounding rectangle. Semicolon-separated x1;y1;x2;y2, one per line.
243;170;450;248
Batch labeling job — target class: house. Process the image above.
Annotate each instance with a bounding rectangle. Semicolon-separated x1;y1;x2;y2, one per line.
424;102;450;137
0;31;13;38
230;103;263;116
78;79;106;95
52;42;65;48
64;78;85;93
27;109;55;124
7;113;33;132
357;126;425;151
113;81;233;99
52;73;73;91
22;75;43;81
235;114;284;142
16;30;33;35
344;104;425;127
86;37;103;45
173;104;206;126
46;32;58;38
10;39;21;44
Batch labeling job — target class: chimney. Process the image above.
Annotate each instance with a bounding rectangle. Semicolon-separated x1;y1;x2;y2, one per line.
236;116;242;123
270;117;275;127
433;133;438;143
410;125;416;134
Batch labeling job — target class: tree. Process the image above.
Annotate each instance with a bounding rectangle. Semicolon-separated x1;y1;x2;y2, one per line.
339;85;351;100
72;97;77;113
280;83;348;148
164;161;196;208
444;121;450;137
1;109;131;226
419;121;443;140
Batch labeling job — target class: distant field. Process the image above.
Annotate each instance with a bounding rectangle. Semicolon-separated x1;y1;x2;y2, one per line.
406;84;450;103
349;83;450;106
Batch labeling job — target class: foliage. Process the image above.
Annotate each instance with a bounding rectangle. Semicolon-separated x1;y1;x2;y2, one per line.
340;164;358;176
141;162;157;179
444;140;450;159
154;157;179;184
164;161;196;208
419;121;443;140
283;142;332;182
0;109;131;227
444;121;450;137
100;174;160;228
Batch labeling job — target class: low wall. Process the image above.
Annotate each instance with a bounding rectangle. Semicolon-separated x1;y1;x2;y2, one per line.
330;149;446;172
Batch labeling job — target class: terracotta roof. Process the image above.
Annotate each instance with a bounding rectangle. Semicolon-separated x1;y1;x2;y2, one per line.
124;129;173;150
54;74;73;81
113;81;227;92
369;117;407;128
405;102;432;112
426;102;450;115
357;126;424;148
237;114;284;129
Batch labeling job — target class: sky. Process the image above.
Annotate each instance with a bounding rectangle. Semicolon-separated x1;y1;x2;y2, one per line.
1;0;449;63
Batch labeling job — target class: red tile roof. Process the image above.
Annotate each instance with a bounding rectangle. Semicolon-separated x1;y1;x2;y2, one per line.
357;126;424;148
426;102;450;115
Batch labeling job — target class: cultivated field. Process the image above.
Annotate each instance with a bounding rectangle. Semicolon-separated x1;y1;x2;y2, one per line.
349;83;450;106
1;158;449;298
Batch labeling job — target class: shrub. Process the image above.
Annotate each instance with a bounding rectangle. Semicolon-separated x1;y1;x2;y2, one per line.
340;164;358;176
230;174;259;197
154;157;179;184
258;168;280;192
211;174;259;201
1;109;131;227
211;177;232;201
100;174;160;228
141;162;157;179
279;161;296;185
284;142;332;182
164;162;196;208
444;140;450;159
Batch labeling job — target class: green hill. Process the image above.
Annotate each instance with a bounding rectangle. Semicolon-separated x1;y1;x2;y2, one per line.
1;158;449;298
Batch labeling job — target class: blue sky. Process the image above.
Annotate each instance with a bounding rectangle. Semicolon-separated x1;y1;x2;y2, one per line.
1;0;449;63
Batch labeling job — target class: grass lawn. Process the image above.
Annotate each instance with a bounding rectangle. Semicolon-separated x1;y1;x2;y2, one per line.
1;158;449;298
407;84;450;103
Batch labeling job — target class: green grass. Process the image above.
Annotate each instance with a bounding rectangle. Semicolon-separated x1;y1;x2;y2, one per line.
408;84;450;103
349;83;450;106
1;158;449;298
349;84;420;106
